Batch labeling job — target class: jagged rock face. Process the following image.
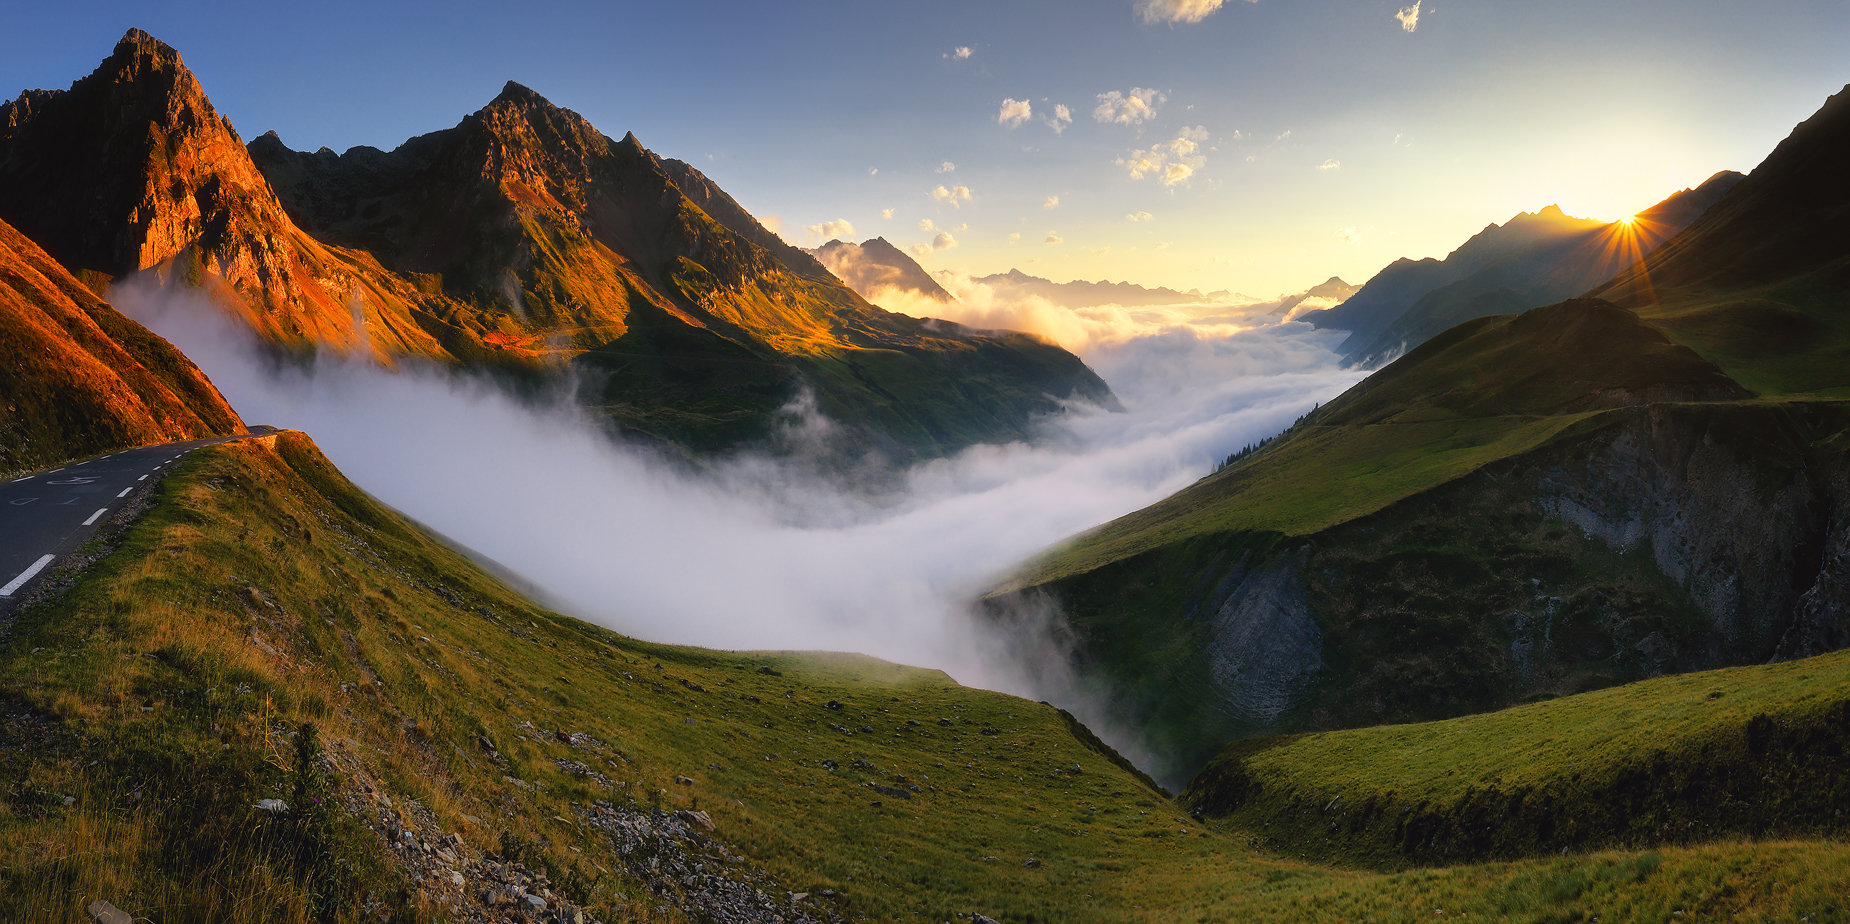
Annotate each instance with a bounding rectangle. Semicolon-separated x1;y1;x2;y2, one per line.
250;82;851;348
1534;406;1829;657
0;29;353;345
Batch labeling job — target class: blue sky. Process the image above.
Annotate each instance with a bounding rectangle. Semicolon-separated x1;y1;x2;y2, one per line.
8;0;1848;297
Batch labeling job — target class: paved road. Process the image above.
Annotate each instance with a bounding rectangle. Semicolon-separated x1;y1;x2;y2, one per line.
0;428;275;607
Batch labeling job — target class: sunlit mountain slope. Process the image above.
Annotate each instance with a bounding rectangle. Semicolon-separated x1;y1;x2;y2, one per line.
0;216;243;475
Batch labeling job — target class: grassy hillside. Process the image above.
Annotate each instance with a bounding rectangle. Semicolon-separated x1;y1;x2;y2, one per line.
1186;646;1850;870
0;216;243;476
4;432;1848;922
1006;299;1747;590
987;295;1850;785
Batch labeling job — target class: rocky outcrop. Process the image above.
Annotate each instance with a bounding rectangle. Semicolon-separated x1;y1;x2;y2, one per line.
1205;556;1323;722
1777;463;1850;658
1534;405;1829;658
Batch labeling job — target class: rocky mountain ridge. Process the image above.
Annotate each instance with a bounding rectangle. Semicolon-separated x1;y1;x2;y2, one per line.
0;30;1114;459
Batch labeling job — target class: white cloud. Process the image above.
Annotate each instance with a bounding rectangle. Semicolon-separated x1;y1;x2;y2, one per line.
932;231;959;251
1317;159;1340;171
999;98;1033;128
919;218;937;233
1117;126;1209;186
1044;196;1061;209
1041;103;1073;134
931;185;973;208
881;208;895;219
954;45;973;59
1155;241;1169;249
760;214;784;235
1275;130;1291;142
1045;231;1063;244
1008;232;1022;244
910;243;933;259
1092;246;1111;256
807;218;856;241
1134;0;1252;24
1093;87;1166;125
120;272;1375;788
936;161;956;174
869;167;878;176
1395;1;1421;32
1126;211;1154;222
1338;228;1362;244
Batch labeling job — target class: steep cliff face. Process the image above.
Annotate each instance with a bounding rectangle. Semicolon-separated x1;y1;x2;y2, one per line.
0;216;243;474
1203;555;1322;723
1533;406;1830;659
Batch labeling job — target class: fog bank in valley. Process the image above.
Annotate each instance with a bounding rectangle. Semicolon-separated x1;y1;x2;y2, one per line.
115;279;1364;775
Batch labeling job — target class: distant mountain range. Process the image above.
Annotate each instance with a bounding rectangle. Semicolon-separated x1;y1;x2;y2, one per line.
1300;173;1743;365
970;269;1238;308
994;83;1850;782
0;30;1113;459
809;236;1360;336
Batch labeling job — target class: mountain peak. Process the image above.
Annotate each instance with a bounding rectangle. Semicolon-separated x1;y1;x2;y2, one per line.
116;27;170;53
489;80;554;110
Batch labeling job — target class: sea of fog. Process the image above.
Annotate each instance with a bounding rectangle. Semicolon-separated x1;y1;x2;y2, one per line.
114;279;1365;774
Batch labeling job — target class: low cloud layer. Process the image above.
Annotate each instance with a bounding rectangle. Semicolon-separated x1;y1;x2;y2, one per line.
112;277;1360;781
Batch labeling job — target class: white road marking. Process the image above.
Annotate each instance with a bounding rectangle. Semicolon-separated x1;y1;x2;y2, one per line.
1;555;55;596
117;487;133;498
138;475;149;482
83;508;108;526
47;468;63;474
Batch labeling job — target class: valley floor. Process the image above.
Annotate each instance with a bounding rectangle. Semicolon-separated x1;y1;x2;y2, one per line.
0;433;1845;923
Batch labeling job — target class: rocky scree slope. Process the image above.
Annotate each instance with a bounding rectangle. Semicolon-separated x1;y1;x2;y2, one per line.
0;214;243;476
